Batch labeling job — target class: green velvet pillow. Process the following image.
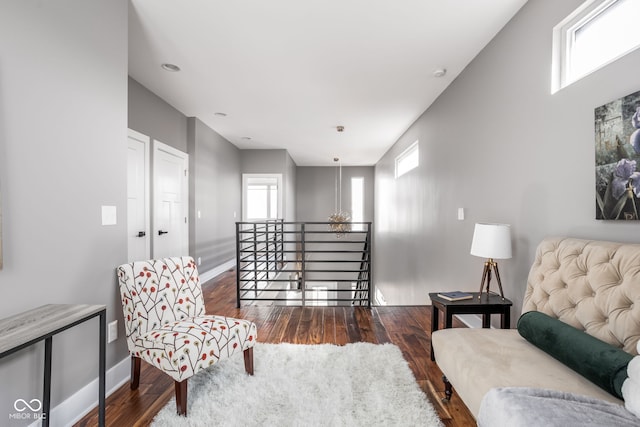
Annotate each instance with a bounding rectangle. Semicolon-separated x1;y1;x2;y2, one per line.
517;311;633;399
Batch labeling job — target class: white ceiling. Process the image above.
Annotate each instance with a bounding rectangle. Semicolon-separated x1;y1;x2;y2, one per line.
129;0;527;166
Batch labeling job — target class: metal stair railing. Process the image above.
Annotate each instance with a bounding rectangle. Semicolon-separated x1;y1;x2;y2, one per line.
235;221;371;307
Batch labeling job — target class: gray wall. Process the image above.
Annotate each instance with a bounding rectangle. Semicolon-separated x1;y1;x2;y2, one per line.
374;0;640;319
128;77;188;152
296;166;374;223
0;0;128;421
285;152;297;222
129;81;244;273
188;118;242;271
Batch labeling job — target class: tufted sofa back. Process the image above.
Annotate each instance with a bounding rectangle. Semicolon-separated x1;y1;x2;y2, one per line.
117;257;205;351
523;237;640;354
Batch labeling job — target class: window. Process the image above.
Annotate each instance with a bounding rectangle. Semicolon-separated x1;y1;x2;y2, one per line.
351;177;364;230
395;141;419;178
552;0;640;93
242;174;282;221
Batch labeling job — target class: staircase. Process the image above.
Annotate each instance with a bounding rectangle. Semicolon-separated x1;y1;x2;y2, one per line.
236;221;372;307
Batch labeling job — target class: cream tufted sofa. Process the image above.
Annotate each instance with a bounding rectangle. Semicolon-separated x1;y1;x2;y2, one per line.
432;237;640;418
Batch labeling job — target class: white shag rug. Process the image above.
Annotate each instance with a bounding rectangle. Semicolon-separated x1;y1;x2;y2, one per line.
152;342;443;427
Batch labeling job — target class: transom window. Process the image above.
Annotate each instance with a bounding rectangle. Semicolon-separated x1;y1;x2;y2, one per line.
552;0;640;93
395;141;419;178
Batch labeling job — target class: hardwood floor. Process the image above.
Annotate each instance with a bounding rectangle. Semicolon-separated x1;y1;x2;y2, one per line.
75;269;476;426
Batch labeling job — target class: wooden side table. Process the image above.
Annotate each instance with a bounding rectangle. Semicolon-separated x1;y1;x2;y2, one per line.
429;292;512;360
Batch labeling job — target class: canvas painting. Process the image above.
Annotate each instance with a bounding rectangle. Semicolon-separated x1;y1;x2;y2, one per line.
595;89;640;220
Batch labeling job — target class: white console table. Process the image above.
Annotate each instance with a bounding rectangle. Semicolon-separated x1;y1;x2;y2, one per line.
0;304;106;427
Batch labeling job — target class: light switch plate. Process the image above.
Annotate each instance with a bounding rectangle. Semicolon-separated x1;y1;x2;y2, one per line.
101;205;117;225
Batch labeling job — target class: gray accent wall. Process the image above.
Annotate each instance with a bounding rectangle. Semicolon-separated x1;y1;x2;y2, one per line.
285;152;297;222
296;166;374;223
188;118;242;271
374;0;640;319
128;77;188;152
0;0;128;420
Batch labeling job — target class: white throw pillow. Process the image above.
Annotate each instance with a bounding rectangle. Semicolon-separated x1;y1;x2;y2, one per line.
623;356;640;418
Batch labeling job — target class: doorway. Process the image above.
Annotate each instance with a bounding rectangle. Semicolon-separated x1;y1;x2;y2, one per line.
152;140;189;259
126;130;189;261
127;129;150;262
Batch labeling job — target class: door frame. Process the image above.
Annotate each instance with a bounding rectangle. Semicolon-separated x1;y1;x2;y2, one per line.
127;129;151;261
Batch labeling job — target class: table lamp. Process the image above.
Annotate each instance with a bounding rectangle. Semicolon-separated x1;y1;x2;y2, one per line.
470;223;512;299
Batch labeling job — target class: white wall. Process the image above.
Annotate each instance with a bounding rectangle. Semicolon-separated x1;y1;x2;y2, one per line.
374;0;640;319
0;0;128;423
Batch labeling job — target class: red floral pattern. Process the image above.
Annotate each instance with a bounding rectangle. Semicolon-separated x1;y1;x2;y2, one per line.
117;256;257;381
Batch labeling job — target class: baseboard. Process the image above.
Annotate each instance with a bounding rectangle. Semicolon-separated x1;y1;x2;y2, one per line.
31;356;130;427
199;258;235;284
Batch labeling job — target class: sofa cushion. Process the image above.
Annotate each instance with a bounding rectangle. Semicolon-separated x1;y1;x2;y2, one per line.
432;328;623;418
522;237;640;354
517;311;633;399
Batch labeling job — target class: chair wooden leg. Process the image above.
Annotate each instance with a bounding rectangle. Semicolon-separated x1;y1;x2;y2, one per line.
244;347;254;375
175;380;188;416
130;356;141;390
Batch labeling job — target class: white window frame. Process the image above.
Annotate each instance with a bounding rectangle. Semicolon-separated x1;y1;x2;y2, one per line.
552;0;640;93
395;140;419;178
242;173;283;221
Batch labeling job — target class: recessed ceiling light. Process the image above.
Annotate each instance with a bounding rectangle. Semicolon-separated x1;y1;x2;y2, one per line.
432;68;447;78
241;136;252;140
161;63;181;72
214;112;227;117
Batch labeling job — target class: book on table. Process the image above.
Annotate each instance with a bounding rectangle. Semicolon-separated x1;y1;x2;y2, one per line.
437;291;473;301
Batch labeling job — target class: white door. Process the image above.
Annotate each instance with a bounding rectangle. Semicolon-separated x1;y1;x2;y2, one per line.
153;140;188;259
127;129;150;262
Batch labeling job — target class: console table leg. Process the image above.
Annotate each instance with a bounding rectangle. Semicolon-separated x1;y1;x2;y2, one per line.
43;337;52;427
99;311;106;426
442;375;452;402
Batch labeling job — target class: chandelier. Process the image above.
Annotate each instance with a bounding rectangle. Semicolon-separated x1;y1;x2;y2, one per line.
329;157;351;238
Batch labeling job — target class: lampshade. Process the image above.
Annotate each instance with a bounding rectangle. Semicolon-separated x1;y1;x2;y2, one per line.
470;223;512;260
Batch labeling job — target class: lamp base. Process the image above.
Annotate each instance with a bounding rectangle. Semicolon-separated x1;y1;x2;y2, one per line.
478;258;505;300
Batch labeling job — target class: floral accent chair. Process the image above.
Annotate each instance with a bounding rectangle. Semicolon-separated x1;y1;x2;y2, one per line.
117;256;257;416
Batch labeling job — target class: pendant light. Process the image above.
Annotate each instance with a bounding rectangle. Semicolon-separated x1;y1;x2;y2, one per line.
328;157;351;238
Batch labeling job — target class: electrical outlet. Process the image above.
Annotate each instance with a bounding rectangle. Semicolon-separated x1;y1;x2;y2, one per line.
197;257;201;266
108;320;118;343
